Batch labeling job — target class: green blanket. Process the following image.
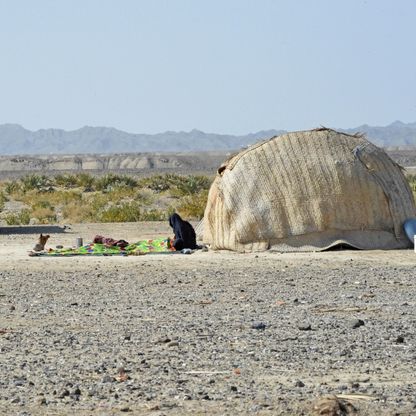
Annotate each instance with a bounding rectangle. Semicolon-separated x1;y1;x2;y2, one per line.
29;238;175;256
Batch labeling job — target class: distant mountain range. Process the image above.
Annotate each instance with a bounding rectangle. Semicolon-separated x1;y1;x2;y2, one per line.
0;121;415;155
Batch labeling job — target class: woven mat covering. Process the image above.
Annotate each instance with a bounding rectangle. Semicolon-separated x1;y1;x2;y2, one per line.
203;129;416;252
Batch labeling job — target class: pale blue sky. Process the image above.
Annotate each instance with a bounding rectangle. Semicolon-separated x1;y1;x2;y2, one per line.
0;0;415;134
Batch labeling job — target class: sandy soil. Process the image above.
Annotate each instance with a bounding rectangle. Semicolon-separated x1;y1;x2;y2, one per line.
1;223;416;415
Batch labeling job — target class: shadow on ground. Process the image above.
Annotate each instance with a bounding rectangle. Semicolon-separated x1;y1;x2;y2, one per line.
0;225;68;235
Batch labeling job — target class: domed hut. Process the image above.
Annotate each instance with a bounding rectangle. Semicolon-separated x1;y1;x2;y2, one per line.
202;128;416;252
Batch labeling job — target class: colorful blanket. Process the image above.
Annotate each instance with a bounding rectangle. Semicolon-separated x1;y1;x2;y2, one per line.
29;238;175;256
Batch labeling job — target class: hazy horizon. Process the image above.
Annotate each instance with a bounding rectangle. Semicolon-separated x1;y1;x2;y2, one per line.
0;119;415;136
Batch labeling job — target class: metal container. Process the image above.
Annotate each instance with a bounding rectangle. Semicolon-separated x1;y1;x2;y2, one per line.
76;237;83;248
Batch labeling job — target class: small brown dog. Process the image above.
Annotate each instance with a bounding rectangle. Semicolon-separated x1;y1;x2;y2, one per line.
33;233;50;251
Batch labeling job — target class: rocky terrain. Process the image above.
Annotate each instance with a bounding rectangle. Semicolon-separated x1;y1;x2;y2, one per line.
388;149;416;171
0;149;415;180
1;223;416;415
0;152;229;179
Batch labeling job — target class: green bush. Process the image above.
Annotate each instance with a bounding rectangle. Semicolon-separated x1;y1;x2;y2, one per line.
62;201;91;223
172;175;211;196
19;190;82;210
52;190;83;204
95;173;138;192
406;174;416;202
20;174;53;192
0;172;211;224
54;174;78;188
0;192;8;210
134;189;154;206
97;201;142;222
407;174;416;191
76;172;96;190
4;209;31;225
32;199;54;209
4;180;20;195
140;209;169;221
88;194;111;212
139;173;182;192
177;190;209;219
139;173;212;195
31;207;57;224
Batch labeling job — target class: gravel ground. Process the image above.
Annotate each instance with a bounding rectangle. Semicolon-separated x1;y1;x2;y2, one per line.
1;223;416;415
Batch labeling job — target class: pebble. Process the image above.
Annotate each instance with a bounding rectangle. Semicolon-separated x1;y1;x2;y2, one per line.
1;252;414;415
58;389;70;399
251;322;266;330
156;337;172;344
351;319;365;329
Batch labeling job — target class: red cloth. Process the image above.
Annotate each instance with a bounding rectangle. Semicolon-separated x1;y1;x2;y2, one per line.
93;235;129;249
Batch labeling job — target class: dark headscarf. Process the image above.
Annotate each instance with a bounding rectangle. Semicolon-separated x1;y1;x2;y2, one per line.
169;213;197;250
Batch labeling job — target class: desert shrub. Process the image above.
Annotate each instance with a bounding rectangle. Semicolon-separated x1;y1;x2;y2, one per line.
62;202;91;223
4;180;20;195
140;209;169;221
20;174;52;192
172;175;211;196
54;173;78;188
19;190;82;211
4;209;31;225
406;174;416;201
52;190;83;205
88;194;111;212
139;173;212;195
96;205;168;222
134;189;154;206
139;173;182;192
0;172;211;223
95;173;137;192
32;199;54;209
63;194;114;222
31;207;57;224
97;201;142;222
176;190;208;219
119;175;138;188
75;172;96;190
407;174;416;191
0;192;8;210
106;187;137;202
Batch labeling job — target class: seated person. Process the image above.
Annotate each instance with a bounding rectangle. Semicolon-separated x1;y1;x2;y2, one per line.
169;213;198;250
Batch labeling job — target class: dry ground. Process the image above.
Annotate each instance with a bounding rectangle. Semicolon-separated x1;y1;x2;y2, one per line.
1;223;416;415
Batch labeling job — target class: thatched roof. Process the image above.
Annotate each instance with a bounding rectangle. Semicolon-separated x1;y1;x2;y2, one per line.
202;128;416;252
